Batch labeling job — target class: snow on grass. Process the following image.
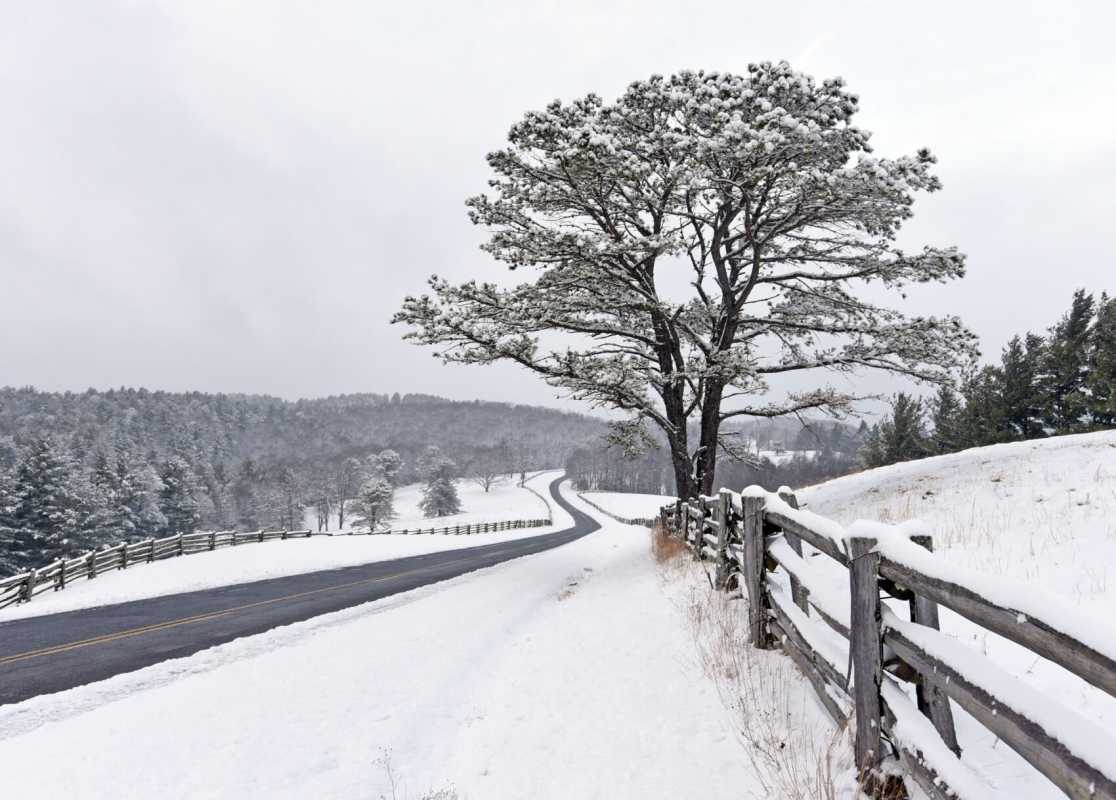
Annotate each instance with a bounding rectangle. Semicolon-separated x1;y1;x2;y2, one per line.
0;487;758;799
798;430;1116;798
1;471;567;621
579;491;674;520
306;473;553;533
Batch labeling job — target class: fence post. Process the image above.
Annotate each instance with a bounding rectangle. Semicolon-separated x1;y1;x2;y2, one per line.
58;559;66;590
741;490;770;649
713;489;732;590
121;543;128;570
848;535;897;796
777;488;809;613
21;571;35;603
177;533;185;556
210;531;217;550
258;530;264;543
148;538;155;563
909;533;961;757
87;551;97;579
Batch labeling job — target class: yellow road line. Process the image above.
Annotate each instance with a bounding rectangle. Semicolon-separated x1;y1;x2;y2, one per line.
0;563;443;666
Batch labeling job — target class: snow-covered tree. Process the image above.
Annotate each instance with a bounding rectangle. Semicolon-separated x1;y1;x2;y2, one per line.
372;449;403;488
1040;289;1094;432
5;436;84;568
352;477;395;531
418;447;461;517
159;456;201;536
467;448;506;492
395;63;976;497
334;457;364;529
861;394;929;468
1088;293;1116;427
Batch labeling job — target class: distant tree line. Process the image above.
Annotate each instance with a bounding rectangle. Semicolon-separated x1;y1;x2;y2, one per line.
566;419;867;496
0;390;603;574
863;289;1116;468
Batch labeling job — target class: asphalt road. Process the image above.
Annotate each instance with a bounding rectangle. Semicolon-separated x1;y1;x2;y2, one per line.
0;475;599;706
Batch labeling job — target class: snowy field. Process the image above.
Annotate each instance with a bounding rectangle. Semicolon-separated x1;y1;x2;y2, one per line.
798;430;1116;797
0;489;756;799
580;491;673;520
0;472;563;621
306;473;552;533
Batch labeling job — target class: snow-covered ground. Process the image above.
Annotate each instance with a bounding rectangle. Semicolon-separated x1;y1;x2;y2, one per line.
0;489;757;799
580;490;673;520
798;430;1116;798
306;474;552;533
1;472;563;621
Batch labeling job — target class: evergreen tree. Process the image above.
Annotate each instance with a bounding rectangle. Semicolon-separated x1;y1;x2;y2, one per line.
7;436;84;569
928;385;963;454
352;477;395;532
1000;334;1044;439
159;456;201;536
0;468;18;574
418;447;462;517
234;459;262;531
955;367;1009;448
115;452;166;538
1087;293;1116;427
1041;289;1095;433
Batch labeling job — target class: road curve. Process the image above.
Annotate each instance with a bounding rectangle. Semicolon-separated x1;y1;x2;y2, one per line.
0;475;599;706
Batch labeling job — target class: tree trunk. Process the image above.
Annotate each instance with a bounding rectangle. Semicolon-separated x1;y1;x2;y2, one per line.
695;379;726;496
667;430;697;500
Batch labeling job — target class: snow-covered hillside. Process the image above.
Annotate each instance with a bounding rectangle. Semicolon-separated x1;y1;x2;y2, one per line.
305;475;552;533
580;491;673;520
1;472;563;621
800;430;1116;797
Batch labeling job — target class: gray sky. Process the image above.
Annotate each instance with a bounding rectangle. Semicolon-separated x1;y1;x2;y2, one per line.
1;1;1113;414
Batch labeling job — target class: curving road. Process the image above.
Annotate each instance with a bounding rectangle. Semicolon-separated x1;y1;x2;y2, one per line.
0;476;599;706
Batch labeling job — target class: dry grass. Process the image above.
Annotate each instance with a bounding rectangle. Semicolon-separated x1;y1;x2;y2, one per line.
652;536;859;799
650;520;690;564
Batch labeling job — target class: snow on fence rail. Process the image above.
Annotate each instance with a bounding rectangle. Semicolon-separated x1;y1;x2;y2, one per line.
660;489;1116;800
0;516;552;611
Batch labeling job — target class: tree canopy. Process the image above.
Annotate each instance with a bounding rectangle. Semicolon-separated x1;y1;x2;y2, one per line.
396;62;975;496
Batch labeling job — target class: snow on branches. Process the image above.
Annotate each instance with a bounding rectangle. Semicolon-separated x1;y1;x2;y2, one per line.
394;62;977;497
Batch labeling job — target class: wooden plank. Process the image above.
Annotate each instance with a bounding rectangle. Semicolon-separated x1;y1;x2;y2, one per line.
769;591;849;691
848;536;886;792
885;624;1116;800
741;493;770;649
713;489;732;590
776;489;809;612
907;534;961;757
770;619;849;727
765;510;849;567
878;556;1116;700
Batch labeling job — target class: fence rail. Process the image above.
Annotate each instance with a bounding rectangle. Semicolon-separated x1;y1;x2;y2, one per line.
575;493;656;527
660;488;1116;800
0;516;551;611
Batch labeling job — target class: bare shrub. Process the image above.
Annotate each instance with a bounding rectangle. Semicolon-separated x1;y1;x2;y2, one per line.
650;519;689;564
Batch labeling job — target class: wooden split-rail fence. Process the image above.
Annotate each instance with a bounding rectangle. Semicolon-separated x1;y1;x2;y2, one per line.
576;493;655;527
0;516;551;611
661;488;1116;800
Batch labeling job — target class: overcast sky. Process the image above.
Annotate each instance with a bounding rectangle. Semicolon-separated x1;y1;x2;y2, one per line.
1;1;1113;414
